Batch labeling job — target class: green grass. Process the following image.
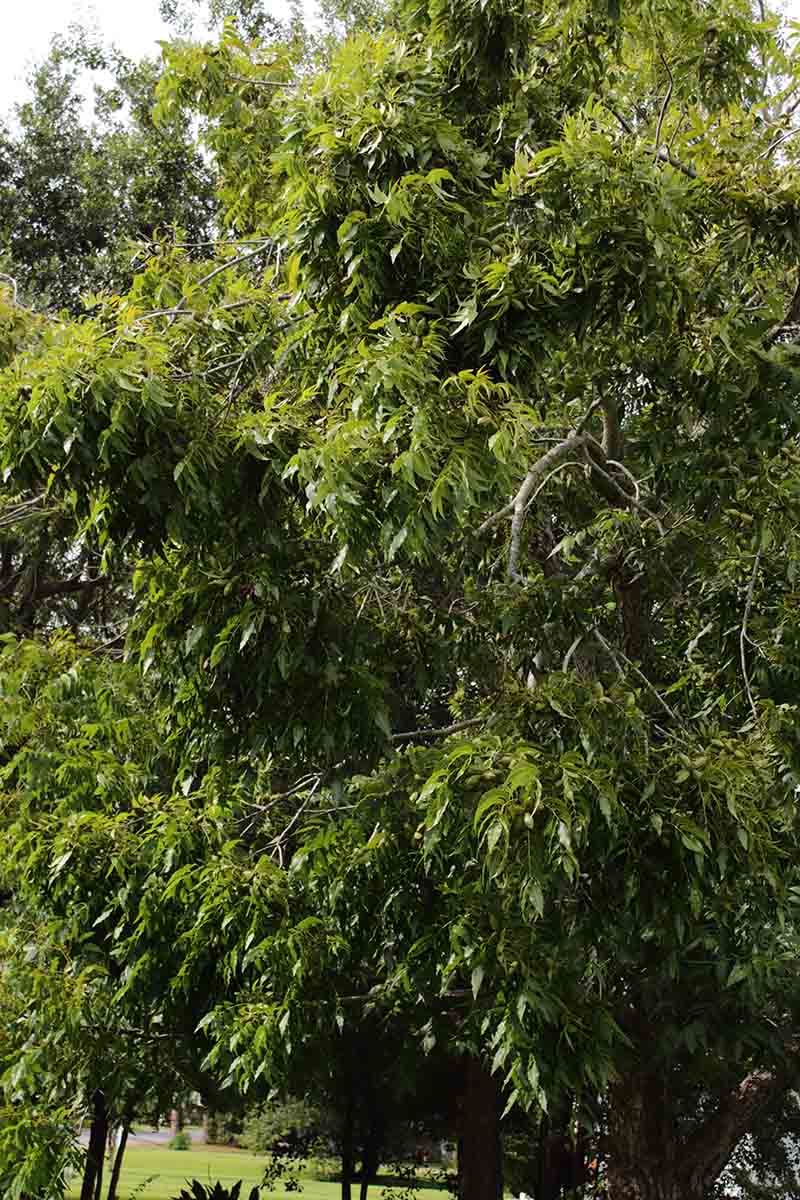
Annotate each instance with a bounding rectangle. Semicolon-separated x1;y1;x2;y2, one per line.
65;1144;447;1200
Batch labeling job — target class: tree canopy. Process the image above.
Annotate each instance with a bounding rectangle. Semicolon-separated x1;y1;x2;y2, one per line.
4;1;800;1198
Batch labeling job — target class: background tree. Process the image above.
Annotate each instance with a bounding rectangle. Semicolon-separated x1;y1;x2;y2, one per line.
0;37;217;313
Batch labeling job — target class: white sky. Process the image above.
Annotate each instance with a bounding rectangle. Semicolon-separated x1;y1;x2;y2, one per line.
2;0;800;117
0;2;175;114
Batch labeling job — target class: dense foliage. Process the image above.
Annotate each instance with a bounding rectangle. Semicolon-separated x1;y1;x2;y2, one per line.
4;1;800;1198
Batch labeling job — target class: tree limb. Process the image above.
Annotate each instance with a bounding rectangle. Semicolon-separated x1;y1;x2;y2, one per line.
31;575;105;601
593;626;676;719
167;244;273;326
740;547;762;721
391;717;484;743
507;434;587;580
0;273;19;305
653;54;674;165
684;1057;799;1194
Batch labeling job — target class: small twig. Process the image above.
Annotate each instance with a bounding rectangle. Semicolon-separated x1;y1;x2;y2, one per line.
759;126;800;160
593;626;677;720
653;54;674;165
391;717;483;743
167;244;273;327
230;75;292;88
269;779;321;857
740;548;762;721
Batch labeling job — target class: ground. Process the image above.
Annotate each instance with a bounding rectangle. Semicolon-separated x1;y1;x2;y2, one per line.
65;1143;449;1200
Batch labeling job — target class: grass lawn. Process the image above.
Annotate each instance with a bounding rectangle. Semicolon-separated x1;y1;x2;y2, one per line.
65;1144;447;1200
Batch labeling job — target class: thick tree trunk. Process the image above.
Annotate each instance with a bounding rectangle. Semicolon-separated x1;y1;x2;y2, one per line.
79;1090;109;1200
458;1055;502;1200
605;1064;790;1200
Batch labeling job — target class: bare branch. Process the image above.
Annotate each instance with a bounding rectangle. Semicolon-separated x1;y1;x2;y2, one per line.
562;633;584;673
583;446;665;534
269;778;321;863
32;575;105;601
391;717;483;743
574;397;602;435
610;108;634;135
759;127;800;159
651;144;697;179
605;458;640;503
740;547;762;721
608;105;697;177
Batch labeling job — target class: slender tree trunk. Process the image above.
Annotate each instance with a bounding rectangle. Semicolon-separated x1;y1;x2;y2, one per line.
80;1090;109;1200
358;1126;381;1200
106;1112;131;1200
458;1055;502;1200
341;1089;355;1200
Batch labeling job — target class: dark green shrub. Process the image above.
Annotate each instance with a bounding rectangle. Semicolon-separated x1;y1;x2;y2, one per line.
168;1130;192;1150
170;1183;260;1200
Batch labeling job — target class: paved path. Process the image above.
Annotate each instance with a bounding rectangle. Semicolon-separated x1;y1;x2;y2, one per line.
79;1126;207;1146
